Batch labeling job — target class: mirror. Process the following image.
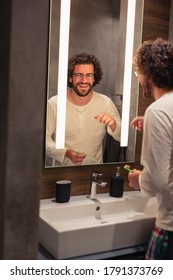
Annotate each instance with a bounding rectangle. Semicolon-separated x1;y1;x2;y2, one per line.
45;0;144;167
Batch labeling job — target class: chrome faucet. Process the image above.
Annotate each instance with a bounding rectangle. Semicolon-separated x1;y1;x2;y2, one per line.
88;171;107;200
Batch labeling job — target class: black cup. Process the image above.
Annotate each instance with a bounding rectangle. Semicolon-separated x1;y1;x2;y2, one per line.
109;176;124;197
56;180;71;203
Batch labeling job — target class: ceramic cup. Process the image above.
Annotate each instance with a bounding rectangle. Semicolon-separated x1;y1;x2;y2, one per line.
55;180;71;203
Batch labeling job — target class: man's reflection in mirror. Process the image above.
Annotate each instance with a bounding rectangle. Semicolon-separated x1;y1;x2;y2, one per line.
46;52;121;166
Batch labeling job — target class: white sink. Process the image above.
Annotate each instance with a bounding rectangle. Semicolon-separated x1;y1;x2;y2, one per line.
39;191;157;259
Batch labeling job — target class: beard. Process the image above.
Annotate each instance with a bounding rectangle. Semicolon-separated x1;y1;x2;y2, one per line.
72;82;93;97
141;80;154;99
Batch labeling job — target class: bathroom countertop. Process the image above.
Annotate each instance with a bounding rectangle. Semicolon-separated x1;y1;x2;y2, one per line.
38;244;146;260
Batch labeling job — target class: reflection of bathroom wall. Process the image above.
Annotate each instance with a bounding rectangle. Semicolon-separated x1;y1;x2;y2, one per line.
48;0;121;109
69;0;120;102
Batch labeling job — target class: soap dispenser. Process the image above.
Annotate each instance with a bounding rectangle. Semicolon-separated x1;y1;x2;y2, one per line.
109;167;124;197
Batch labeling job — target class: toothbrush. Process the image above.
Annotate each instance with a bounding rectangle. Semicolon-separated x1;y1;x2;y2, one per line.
124;164;133;172
75;149;97;162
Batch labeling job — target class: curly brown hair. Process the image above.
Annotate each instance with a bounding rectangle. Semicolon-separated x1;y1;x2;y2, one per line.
133;38;173;89
67;52;103;88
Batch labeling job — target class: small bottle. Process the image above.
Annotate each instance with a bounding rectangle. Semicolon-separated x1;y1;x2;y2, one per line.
109;167;124;197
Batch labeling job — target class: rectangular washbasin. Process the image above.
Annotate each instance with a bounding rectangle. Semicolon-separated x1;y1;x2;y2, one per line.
39;191;157;259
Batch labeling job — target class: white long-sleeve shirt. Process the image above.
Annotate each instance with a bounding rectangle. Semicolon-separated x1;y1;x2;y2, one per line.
139;91;173;231
46;91;121;166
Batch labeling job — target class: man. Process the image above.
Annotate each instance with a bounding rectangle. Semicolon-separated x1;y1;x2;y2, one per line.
46;52;121;166
128;38;173;259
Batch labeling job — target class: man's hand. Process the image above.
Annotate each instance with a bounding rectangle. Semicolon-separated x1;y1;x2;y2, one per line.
65;149;86;165
94;113;116;132
131;116;144;131
128;169;142;190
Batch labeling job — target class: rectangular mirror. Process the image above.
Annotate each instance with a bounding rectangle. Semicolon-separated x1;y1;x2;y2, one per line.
45;0;144;167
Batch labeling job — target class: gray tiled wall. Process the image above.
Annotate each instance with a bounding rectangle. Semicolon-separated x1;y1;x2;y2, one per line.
0;0;49;259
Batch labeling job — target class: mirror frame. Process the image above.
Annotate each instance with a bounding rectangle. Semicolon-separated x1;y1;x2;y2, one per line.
45;0;144;168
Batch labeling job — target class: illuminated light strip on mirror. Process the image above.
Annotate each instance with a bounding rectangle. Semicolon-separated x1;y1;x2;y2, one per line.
120;0;136;147
56;0;71;148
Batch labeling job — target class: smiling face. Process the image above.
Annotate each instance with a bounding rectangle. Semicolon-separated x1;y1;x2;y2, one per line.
69;64;95;97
